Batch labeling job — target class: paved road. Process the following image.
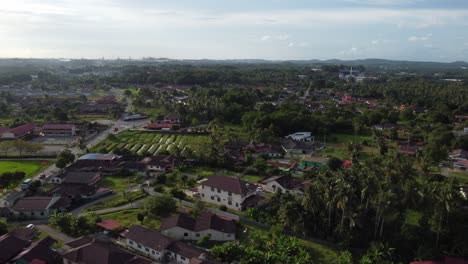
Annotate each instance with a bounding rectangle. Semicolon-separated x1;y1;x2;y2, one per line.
37;224;75;243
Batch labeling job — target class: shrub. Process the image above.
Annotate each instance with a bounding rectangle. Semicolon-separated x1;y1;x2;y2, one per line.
219;205;228;211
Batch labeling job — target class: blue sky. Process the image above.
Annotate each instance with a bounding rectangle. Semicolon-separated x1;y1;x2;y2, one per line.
1;0;468;62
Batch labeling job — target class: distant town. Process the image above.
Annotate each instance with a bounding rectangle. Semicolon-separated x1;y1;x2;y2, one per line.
0;58;467;264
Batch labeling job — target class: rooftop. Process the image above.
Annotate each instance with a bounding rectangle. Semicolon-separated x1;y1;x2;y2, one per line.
201;176;256;195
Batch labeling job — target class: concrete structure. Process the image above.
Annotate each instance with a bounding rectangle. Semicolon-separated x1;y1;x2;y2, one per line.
286;132;314;142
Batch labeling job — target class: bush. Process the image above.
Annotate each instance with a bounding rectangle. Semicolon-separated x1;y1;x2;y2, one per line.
153;185;164;193
170;188;186;200
143;195;177;217
219;205;228;211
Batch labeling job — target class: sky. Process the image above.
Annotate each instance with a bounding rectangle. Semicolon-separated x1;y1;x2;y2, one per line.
1;0;468;62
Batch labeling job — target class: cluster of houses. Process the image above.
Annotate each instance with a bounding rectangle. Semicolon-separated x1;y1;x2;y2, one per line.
0;123;77;140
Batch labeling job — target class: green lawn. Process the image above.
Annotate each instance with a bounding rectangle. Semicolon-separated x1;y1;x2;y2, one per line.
99;175;139;192
241;175;264;183
0;160;51;177
85;190;147;211
450;171;468;185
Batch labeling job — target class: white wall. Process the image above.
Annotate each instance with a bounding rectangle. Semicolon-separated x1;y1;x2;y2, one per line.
126;239;163;262
198;185;244;211
162;227;235;241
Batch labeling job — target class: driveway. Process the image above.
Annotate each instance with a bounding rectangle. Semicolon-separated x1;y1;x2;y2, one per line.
36;224;75;243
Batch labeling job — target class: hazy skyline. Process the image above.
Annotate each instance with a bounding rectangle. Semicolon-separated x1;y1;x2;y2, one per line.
1;0;468;62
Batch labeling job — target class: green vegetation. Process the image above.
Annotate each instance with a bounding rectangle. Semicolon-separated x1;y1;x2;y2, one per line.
91;130;210;155
241;174;263;183
0;160;50;177
99;175;139;192
85;190;147;211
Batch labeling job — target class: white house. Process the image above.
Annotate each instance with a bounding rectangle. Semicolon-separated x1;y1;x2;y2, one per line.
198;176;257;211
286;132;314;142
160;212;236;241
122;225;207;264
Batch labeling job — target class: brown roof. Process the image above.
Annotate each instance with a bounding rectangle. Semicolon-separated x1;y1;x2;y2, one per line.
0;234;30;263
202;176;256;195
62;171;100;185
161;212;236;234
167;241;205;259
42;123;75;130
122;225;174;252
9;227;37;241
13;237;60;264
63;239;151;264
5;123;35;136
0;127;8;133
12;197;55;211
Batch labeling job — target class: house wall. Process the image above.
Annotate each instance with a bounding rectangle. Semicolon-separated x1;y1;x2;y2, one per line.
14;209;50;219
162;226;235;241
198;185;244;211
1;132;15;139
126;239;163;262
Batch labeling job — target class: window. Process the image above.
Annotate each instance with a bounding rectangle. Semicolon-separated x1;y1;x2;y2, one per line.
228;191;232;196
152;250;155;254
181;257;186;261
217;189;221;193
228;201;232;205
227;234;231;237
217;197;220;202
211;196;214;200
196;233;200;238
40;212;44;216
129;241;134;245
138;244;142;249
145;247;149;252
236;203;239;207
31;212;35;216
202;193;205;197
184;233;188;237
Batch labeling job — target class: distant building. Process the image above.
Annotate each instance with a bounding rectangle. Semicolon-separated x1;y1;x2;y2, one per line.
163;114;181;124
41;123;76;136
286;132;314;142
259;175;308;196
0;123;35;140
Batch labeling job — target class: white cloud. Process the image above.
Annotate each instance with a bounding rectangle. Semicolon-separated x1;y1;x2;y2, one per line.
345;0;423;5
371;40;379;45
261;34;290;41
288;42;308;48
408;33;432;42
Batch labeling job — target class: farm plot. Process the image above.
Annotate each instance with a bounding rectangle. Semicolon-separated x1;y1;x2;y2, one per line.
91;131;210;155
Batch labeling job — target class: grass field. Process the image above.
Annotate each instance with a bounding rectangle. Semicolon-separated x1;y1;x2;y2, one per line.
0;160;51;177
91;130;210;155
85;190;147;211
450;171;468;185
99;175;140;192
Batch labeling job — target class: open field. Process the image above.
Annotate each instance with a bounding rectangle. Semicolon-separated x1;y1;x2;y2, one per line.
99;175;142;192
0;160;51;177
91;130;210;155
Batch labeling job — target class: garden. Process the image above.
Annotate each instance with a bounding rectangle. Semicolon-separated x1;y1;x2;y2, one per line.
90;130;210;155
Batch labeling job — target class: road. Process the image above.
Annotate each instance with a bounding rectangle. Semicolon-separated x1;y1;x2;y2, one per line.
70;193;118;216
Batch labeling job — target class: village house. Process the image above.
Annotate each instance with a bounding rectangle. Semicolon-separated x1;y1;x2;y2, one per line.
0;230;32;264
143;155;177;176
449;149;468;161
49;170;101;185
41;123;76;136
243;143;283;158
53;171;102;201
0;123;35;140
259;175;309;196
160;212;236;241
122;225;209;264
280;139;324;157
164;114;181;124
12;196;70;219
62;235;154;264
69;153;123;174
198;176;258;211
